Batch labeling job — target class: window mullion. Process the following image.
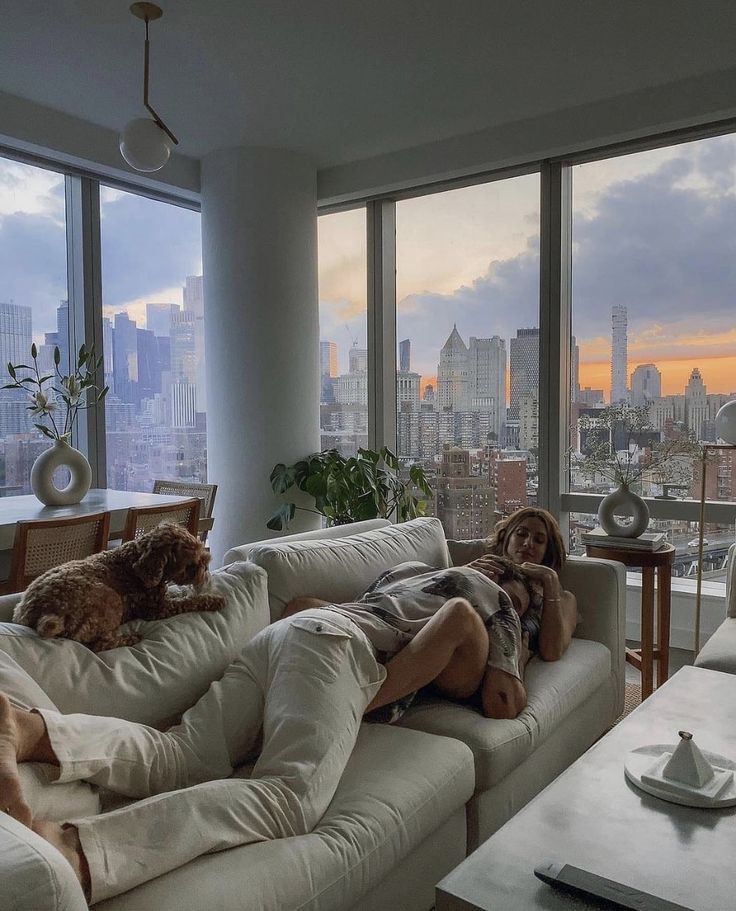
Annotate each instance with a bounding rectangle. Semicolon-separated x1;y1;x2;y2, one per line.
539;162;572;528
366;200;397;452
65;175;106;486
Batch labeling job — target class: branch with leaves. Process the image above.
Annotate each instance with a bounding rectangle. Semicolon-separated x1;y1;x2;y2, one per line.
570;403;702;488
268;446;434;531
4;343;109;442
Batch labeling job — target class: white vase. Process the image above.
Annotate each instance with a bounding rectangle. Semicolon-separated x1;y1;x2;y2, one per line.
597;484;650;538
31;439;92;506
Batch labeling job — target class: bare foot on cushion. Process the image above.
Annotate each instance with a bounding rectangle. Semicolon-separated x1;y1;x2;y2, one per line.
33;820;91;898
0;694;32;827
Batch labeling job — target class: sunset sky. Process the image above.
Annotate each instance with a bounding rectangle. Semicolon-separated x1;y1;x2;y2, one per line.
318;132;736;402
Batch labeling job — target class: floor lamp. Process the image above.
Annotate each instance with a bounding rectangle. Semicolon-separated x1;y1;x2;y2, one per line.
694;400;736;655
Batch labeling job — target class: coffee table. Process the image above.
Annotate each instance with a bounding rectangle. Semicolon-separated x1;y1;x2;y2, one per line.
436;666;736;911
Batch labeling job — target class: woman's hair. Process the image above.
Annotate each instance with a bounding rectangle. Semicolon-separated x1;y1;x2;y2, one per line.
487;507;567;574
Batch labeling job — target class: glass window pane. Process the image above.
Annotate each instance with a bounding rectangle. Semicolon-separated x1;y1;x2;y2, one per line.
317;208;367;457
396;176;541;538
100;187;205;491
0;156;69;497
570;133;736;575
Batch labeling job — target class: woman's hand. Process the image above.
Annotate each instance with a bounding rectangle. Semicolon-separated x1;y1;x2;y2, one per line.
467;555;508;583
518;562;562;600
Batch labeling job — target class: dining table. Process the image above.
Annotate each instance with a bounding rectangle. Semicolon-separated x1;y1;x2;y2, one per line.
0;488;214;579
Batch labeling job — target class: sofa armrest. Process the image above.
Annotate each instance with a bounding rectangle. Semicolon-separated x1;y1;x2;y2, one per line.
1;813;88;911
560;555;626;679
0;592;21;623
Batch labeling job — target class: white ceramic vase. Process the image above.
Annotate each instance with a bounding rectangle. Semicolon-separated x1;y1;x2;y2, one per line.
30;439;92;506
597;483;650;538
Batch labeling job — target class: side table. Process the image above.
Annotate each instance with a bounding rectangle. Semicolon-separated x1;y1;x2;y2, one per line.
584;542;674;699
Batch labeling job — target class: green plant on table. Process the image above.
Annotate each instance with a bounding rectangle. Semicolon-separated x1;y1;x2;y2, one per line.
4;342;109;442
268;446;434;531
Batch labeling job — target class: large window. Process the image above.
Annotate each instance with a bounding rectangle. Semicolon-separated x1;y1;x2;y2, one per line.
317;208;367;457
395;176;540;539
568;134;736;582
100;187;205;491
0;155;69;496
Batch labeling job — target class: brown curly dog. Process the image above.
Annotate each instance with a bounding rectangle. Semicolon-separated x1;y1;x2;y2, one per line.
13;524;225;652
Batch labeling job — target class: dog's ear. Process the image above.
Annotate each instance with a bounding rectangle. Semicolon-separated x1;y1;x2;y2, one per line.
131;528;173;588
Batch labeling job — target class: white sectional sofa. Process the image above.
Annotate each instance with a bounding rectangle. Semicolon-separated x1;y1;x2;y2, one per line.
1;517;625;911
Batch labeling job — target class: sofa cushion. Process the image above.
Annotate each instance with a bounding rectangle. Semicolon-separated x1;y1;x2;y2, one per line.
0;813;88;911
94;724;474;911
248;517;451;621
0;562;269;725
694;617;736;674
0;648;101;822
398;637;611;790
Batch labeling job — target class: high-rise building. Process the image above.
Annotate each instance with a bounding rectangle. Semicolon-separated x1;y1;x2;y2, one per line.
146;303;179;337
399;338;411;373
136;328;160;402
348;346;368;374
183;275;206;408
685;367;708;440
320;340;338;403
630;363;662;405
113;312;138;404
467;335;505;442
0;301;32;367
509;328;539;420
397;371;421;413
435;445;495;539
610;304;628;403
437;325;468;411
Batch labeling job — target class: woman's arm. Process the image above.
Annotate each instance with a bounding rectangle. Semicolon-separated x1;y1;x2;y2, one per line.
518;563;577;661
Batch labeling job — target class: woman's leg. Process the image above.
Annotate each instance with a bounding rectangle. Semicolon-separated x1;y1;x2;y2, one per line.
68;610;384;904
366;598;489;713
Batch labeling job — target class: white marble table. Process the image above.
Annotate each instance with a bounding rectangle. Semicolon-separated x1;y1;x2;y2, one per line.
0;488;211;553
436;665;736;911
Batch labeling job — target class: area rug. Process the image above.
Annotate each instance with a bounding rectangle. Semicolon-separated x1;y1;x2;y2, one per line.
610;681;642;729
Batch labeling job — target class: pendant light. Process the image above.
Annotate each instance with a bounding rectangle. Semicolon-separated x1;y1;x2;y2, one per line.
119;3;178;172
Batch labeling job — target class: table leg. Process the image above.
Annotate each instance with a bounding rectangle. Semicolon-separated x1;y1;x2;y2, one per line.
656;565;672;688
640;567;654;699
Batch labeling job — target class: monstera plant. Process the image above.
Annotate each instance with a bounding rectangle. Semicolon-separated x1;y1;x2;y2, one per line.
267;446;433;531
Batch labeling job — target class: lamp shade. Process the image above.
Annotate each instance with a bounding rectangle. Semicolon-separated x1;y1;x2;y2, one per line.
715;400;736;445
119;117;172;172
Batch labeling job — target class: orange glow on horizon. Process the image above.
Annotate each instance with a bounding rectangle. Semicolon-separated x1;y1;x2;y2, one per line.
578;355;736;401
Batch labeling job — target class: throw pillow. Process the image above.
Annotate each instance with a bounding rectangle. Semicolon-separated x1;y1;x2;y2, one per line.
0;562;268;725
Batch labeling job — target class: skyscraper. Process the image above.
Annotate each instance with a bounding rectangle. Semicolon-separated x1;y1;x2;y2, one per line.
320;340;338;404
468;335;506;443
399;338;411;373
146;303;179;338
183;275;206;409
437;325;468;411
610;304;628;404
630;363;661;405
113;312;138;404
685;367;707;440
509;328;539;420
0;301;32;367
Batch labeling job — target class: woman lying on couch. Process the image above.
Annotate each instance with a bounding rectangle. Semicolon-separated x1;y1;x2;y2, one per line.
0;511;576;905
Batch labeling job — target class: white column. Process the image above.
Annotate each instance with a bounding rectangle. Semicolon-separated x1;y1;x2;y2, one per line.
201;148;320;564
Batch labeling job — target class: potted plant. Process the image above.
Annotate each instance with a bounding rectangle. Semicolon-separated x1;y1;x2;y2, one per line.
5;342;108;505
570;404;701;537
267;446;433;531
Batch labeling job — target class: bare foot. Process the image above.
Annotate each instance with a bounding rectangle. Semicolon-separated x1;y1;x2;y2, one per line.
32;820;91;899
0;694;32;827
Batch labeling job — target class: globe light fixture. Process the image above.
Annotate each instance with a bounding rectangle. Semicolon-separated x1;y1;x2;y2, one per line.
119;3;178;173
714;399;736;445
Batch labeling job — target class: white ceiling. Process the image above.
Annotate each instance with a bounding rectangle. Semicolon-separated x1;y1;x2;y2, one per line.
2;0;736;169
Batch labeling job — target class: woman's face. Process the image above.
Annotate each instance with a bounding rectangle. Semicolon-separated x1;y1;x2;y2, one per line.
505;516;549;566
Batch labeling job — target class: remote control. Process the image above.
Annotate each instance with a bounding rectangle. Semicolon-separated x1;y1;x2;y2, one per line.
533;862;694;911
